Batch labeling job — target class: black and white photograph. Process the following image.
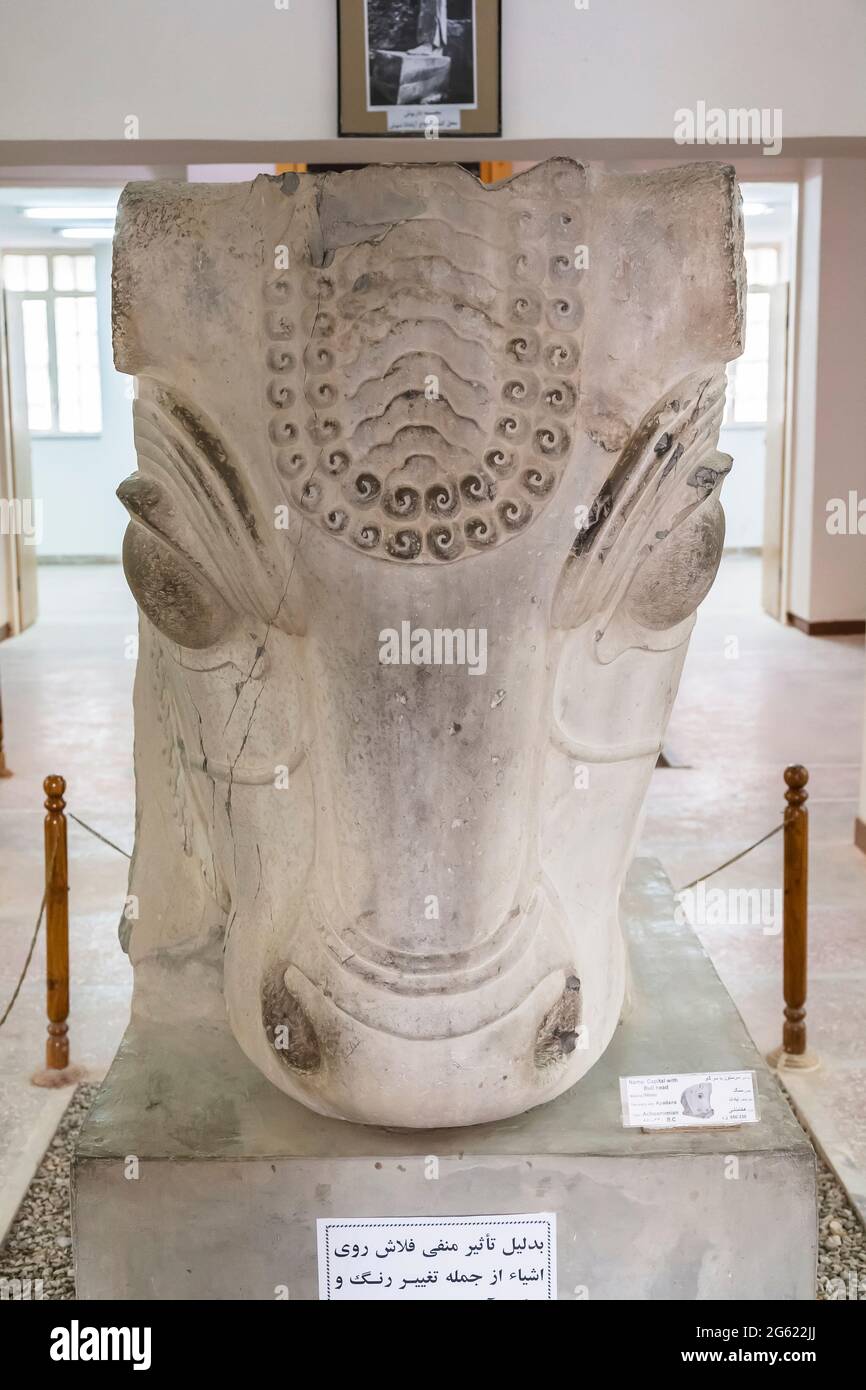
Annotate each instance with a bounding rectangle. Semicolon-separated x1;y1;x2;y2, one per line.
365;0;477;111
338;0;500;137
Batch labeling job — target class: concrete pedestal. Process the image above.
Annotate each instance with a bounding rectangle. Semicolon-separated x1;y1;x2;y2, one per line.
72;860;817;1300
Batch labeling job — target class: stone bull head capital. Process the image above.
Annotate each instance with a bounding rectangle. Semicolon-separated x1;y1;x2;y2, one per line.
113;160;744;1127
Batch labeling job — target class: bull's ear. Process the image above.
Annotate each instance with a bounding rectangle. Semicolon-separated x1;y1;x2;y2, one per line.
118;473;232;649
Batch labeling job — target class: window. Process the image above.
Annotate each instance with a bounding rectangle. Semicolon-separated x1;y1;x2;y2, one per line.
724;245;782;426
2;252;102;434
744;245;780;286
726;288;771;425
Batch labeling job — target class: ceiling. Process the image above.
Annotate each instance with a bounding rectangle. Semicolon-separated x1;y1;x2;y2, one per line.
740;181;797;245
0;186;123;248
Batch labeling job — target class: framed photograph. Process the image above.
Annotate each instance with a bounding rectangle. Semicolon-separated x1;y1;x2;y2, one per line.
338;0;502;138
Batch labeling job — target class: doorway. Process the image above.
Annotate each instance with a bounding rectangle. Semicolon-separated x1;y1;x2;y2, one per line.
0;186;133;638
717;182;798;619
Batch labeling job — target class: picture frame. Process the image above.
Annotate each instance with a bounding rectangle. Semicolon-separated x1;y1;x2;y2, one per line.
337;0;502;138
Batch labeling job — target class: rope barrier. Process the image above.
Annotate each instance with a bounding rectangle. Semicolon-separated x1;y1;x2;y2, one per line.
675;821;784;895
67;812;132;861
0;893;46;1030
0;802;797;1037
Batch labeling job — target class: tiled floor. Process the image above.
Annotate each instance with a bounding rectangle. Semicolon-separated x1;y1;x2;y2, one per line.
0;565;135;1239
0;555;864;1244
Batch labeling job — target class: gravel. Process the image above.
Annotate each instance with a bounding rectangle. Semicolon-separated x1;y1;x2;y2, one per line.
0;1083;96;1301
1;1081;864;1299
817;1162;866;1300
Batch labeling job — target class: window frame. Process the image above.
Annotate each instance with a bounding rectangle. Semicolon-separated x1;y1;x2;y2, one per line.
2;250;103;439
723;241;784;429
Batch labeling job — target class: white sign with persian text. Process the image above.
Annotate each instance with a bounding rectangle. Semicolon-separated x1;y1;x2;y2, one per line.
317;1212;557;1300
386;106;462;132
620;1070;760;1129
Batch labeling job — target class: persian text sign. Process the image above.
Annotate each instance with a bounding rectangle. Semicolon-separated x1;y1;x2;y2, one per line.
386;106;462;132
620;1070;760;1129
317;1213;557;1300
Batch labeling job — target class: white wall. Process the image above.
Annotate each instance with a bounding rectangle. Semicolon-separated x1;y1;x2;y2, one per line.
0;526;13;632
860;670;866;836
788;159;866;624
0;0;864;143
0;308;15;629
30;244;134;558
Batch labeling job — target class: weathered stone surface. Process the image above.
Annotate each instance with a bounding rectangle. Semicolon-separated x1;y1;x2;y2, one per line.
113;160;744;1128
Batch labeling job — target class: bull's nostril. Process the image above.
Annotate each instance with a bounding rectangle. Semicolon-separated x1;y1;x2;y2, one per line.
260;968;322;1074
535;972;582;1068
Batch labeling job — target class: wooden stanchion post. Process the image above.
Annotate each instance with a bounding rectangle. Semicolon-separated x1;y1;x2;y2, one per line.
782;765;809;1055
44;774;69;1069
769;765;819;1072
0;667;12;777
32;775;84;1087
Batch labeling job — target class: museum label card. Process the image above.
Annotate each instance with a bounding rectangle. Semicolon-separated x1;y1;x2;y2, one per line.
386;106;463;132
620;1070;759;1129
317;1212;557;1300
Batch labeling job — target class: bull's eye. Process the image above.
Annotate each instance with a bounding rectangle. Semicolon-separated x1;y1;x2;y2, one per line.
122;524;231;649
118;472;232;649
